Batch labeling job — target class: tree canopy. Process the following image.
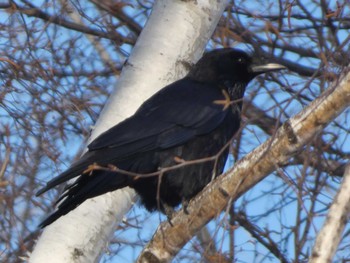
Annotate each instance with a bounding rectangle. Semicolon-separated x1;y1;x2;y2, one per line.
1;1;349;262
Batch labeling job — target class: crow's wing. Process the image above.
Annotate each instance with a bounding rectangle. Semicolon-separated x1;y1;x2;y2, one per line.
89;78;227;150
36;78;229;195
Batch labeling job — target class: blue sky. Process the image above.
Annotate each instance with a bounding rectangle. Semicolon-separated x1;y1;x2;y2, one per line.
1;0;350;262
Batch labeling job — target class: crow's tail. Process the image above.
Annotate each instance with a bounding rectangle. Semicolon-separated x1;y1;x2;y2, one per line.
39;170;130;228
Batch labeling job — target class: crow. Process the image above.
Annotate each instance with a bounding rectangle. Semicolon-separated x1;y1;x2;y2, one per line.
37;48;285;227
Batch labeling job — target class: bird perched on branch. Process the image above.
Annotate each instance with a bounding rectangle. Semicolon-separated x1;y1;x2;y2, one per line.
37;48;285;227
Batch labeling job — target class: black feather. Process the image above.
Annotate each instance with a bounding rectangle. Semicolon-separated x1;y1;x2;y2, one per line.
37;48;284;227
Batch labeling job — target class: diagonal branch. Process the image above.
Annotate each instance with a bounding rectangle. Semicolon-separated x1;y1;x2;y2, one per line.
235;211;289;263
137;67;350;262
244;101;348;177
1;2;135;44
309;163;350;262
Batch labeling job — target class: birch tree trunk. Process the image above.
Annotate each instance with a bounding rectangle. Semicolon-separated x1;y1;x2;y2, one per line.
29;0;227;262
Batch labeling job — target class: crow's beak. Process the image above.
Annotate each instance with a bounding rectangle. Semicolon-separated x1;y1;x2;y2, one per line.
251;63;286;74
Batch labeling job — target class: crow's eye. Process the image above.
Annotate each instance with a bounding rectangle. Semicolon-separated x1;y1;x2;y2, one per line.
237;57;246;64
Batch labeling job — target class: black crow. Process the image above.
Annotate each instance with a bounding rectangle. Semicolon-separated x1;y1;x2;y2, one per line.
37;48;285;227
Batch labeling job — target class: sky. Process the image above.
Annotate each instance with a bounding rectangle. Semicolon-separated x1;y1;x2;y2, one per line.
1;0;350;262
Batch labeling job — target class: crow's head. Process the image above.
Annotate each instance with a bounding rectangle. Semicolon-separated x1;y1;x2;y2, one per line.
188;48;285;84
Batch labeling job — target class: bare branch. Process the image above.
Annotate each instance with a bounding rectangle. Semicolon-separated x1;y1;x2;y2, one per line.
138;67;350;262
1;2;135;44
235;211;289;263
309;164;350;263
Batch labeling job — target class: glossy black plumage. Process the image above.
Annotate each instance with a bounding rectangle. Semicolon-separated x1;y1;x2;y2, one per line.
37;49;284;227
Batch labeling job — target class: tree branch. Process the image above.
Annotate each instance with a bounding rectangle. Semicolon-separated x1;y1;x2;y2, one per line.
309;163;350;262
138;66;350;262
235;211;289;263
244;101;348;177
1;2;135;44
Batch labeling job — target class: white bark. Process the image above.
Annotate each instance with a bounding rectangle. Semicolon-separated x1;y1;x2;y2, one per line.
29;0;227;262
309;164;350;263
